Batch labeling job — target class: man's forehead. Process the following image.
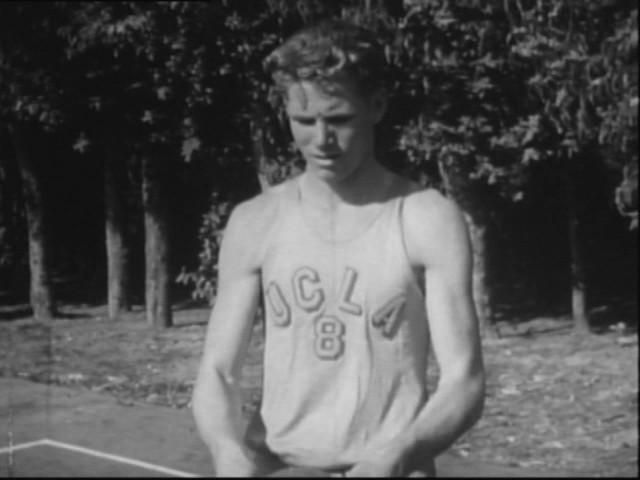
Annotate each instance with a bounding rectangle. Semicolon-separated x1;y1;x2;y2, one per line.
285;80;361;112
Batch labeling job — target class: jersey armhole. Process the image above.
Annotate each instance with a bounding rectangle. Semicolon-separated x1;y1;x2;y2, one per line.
397;190;425;295
254;178;297;273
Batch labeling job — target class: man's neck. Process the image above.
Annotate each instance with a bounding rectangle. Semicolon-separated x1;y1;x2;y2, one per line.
301;159;392;210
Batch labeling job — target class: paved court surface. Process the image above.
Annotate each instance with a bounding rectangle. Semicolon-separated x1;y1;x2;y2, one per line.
1;377;208;477
0;441;185;477
1;377;572;477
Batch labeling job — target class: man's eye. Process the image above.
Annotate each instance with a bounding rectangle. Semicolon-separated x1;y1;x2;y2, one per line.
329;115;353;125
294;118;315;126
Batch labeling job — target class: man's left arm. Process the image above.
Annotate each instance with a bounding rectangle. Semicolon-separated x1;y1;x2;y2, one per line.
401;191;485;467
347;191;485;477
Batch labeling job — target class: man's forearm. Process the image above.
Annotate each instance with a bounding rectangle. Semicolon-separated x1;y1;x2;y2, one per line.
192;367;250;457
401;371;485;465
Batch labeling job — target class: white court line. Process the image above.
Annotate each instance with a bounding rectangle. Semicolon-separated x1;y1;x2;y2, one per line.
41;439;202;477
0;438;201;477
0;439;49;455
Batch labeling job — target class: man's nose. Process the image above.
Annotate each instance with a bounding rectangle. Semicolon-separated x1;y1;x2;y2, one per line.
314;121;334;147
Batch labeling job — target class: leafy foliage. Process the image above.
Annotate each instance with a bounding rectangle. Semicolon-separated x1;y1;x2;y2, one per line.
0;0;636;308
176;193;232;305
0;2;74;130
391;1;541;207
506;0;637;219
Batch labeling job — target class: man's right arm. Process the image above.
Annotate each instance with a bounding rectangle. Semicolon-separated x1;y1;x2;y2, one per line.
191;201;264;477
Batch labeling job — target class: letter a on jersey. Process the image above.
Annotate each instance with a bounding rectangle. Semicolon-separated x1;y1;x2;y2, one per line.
372;294;406;338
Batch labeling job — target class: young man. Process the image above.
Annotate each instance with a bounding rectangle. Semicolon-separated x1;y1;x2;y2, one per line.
192;20;485;477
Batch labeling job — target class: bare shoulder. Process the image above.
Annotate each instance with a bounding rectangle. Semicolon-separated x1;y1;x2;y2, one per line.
402;187;471;267
403;187;464;225
220;179;292;273
227;181;288;236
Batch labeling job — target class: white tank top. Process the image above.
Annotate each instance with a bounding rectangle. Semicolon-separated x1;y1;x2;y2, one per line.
257;177;430;469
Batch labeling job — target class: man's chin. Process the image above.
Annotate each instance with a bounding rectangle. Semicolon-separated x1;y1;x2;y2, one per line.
314;169;349;185
307;164;342;181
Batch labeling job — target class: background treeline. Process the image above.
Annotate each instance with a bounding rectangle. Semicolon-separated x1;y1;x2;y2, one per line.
0;0;636;337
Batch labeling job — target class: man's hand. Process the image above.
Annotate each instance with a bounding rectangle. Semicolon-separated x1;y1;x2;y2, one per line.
346;458;431;478
213;444;260;477
345;442;412;477
345;458;404;477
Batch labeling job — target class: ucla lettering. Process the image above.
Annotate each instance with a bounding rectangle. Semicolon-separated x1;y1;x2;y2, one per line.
265;265;364;346
265;267;406;357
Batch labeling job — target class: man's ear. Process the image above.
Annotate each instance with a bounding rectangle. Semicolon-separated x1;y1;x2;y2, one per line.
370;89;388;124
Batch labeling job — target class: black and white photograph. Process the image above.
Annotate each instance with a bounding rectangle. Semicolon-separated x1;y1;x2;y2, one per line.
0;1;637;477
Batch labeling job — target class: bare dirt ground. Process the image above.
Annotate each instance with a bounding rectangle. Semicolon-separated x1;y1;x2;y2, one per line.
1;303;637;477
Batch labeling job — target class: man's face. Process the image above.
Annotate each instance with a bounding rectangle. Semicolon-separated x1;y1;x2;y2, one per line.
285;78;386;184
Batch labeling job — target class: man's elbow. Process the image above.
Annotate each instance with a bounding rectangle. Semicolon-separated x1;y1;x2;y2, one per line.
467;366;485;427
191;360;230;418
442;363;485;426
191;373;209;422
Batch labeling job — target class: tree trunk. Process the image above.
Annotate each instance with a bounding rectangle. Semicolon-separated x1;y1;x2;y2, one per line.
567;173;589;333
465;212;499;339
0;128;27;294
9;124;55;320
142;149;172;328
104;136;130;320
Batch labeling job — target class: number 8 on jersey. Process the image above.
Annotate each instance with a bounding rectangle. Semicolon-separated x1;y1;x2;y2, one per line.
314;315;345;360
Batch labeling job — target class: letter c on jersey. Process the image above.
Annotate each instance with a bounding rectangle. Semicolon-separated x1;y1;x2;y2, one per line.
293;267;324;313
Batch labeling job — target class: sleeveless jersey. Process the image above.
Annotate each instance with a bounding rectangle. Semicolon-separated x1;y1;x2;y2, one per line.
257;177;430;470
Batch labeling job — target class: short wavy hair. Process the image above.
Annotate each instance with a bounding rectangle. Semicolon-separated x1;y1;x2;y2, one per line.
264;19;387;97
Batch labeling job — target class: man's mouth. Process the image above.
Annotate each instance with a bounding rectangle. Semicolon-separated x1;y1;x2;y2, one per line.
313;153;340;160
